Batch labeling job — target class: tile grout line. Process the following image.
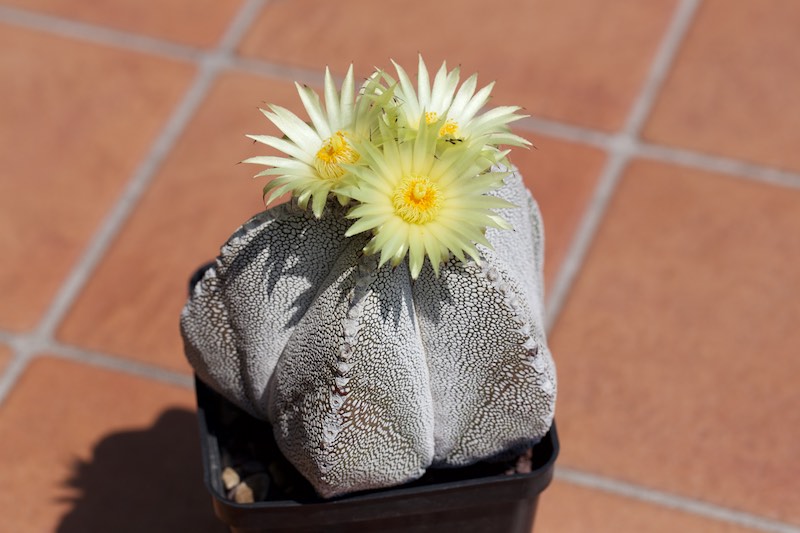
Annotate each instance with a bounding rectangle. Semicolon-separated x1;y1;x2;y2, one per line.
47;341;194;389
556;467;800;533
0;350;35;411
512;117;800;191
3;5;800;191
0;329;192;389
215;0;271;52
230;55;328;87
512;117;800;192
0;5;202;62
516;115;614;151
544;0;701;330
638;141;800;190
0;0;270;408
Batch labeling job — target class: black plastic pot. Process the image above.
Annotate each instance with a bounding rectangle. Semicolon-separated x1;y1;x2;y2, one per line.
195;377;558;533
188;262;558;532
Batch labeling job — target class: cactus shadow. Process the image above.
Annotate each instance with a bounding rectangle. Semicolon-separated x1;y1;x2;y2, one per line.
410;260;458;325
215;205;448;333
224;214;316;329
222;207;360;331
56;408;226;533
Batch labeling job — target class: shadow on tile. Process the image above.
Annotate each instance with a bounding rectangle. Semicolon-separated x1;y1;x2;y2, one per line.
56;408;226;533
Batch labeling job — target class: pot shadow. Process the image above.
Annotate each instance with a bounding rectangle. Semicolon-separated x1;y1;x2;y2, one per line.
56;408;227;533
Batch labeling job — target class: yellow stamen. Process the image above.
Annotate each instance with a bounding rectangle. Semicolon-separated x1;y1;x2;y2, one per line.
424;112;459;138
315;131;358;181
439;119;459;138
392;175;441;224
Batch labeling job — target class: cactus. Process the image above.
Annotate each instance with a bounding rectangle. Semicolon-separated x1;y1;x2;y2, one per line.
181;168;555;498
180;58;555;498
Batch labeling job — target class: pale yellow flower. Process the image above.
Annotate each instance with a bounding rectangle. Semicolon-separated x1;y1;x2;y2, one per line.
243;66;386;218
382;56;530;151
340;122;514;279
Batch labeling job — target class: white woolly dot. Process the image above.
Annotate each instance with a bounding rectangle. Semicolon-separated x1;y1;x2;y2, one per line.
323;417;341;433
329;393;345;411
335;376;350;388
540;378;554;395
336;361;354;375
342;318;360;338
340;340;355;356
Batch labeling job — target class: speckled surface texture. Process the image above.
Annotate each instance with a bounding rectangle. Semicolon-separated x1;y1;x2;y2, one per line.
181;170;556;497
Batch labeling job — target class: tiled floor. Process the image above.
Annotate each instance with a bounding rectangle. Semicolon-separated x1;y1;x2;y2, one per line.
1;1;798;531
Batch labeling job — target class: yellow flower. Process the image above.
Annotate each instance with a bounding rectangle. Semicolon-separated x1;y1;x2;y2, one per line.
243;66;387;218
340;122;514;279
240;58;527;273
383;56;530;151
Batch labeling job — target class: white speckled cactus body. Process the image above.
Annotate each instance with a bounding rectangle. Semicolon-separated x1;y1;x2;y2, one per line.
181;168;556;498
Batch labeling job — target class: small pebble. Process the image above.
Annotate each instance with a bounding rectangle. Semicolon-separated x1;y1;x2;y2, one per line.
231;482;253;503
232;473;270;503
221;467;240;490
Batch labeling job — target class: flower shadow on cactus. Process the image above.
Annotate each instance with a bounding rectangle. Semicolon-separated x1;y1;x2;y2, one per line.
220;205;342;330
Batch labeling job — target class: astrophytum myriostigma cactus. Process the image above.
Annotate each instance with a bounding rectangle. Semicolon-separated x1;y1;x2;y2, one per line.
180;167;556;498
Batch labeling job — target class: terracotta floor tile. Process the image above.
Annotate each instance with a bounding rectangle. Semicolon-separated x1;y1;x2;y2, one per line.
645;0;800;172
511;136;605;291
0;357;224;532
1;0;243;48
0;25;194;332
0;345;10;374
538;480;759;532
239;0;677;131
550;160;800;523
58;72;305;372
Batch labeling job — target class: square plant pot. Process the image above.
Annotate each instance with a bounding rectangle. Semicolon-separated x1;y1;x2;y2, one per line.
194;376;558;533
